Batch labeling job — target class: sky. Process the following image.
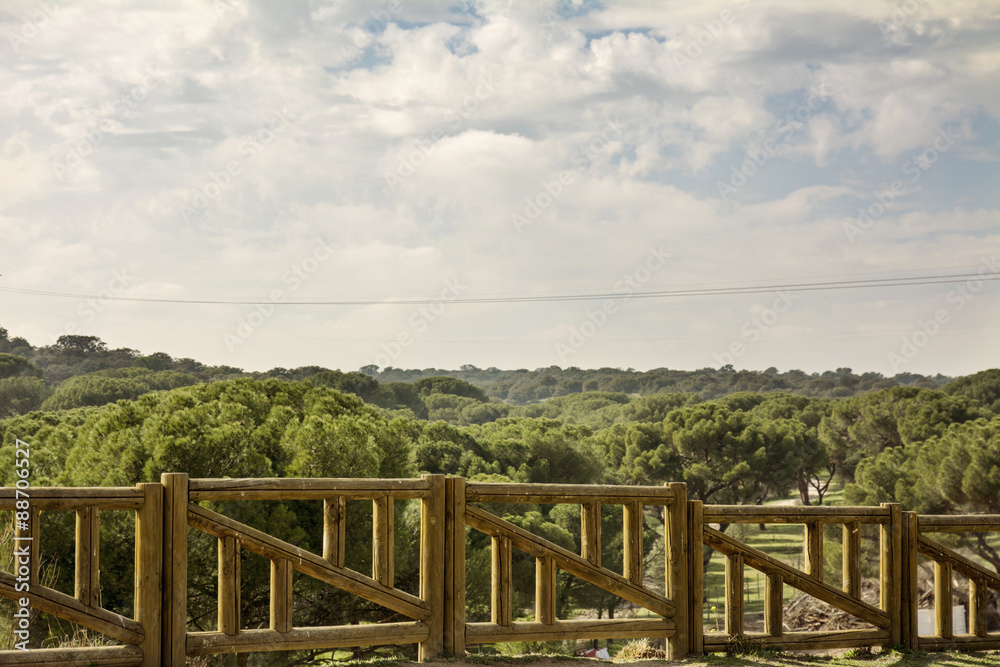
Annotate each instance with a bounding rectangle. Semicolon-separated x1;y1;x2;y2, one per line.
1;0;998;378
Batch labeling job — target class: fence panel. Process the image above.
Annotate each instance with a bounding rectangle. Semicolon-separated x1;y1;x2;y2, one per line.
166;473;445;665
448;480;688;658
696;503;902;653
0;484;161;667
914;514;1000;651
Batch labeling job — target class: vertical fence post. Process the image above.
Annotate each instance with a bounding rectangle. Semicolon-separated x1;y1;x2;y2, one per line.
135;482;163;667
162;472;189;667
804;521;823;582
623;501;643;585
880;502;902;646
902;511;919;649
218;536;240;635
843;520;861;599
419;474;445;661
444;476;466;656
666;482;688;659
687;499;704;655
323;497;346;567
373;495;395;588
581;501;602;567
75;506;100;607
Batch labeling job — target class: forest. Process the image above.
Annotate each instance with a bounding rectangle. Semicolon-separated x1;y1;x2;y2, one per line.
1;326;999;655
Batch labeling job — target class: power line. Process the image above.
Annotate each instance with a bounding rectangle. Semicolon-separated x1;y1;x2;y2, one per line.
0;271;996;306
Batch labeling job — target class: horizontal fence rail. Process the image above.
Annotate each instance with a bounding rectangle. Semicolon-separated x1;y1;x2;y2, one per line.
4;476;1000;665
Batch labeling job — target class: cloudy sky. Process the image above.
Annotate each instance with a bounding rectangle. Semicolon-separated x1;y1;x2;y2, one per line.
1;0;998;377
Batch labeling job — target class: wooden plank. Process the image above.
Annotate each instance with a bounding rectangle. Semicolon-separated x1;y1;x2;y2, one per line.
935;560;953;639
623;501;643;585
187;503;430;621
667;482;688;659
703;629;889;652
323;497;346;567
419;474;445;661
271;558;293;633
0;498;142;511
804;521;822;582
135;483;163;667
902;512;918;649
0;645;143;666
0;571;142;644
162;472;189;667
765;573;782;637
188;477;429;500
218;536;240;635
688;499;704;655
581;501;601;567
373;495;394;587
917;515;1000;531
492;534;512;626
536;556;556;625
917;534;1000;589
444;476;466;656
465;482;674;505
465;618;675;644
970;578;988;638
704;505;888;522
919;635;1000;651
725;552;743;638
466;505;675;617
843;520;860;598
187;622;429;655
703;526;890;628
75;506;100;607
881;502;902;646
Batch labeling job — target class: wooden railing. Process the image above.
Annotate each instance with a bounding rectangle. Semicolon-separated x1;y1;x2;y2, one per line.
912;514;1000;651
0;484;161;667
446;480;688;658
694;502;902;652
4;475;1000;665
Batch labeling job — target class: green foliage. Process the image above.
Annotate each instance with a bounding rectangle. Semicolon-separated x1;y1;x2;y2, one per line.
944;368;1000;414
40;367;200;411
848;416;1000;514
0;376;50;416
0;353;43;380
413;375;487;401
819;386;987;480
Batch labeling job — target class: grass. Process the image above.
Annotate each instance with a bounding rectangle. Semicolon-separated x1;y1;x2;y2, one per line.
312;647;1000;667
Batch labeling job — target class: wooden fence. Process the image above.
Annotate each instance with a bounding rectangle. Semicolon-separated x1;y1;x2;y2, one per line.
2;475;1000;665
